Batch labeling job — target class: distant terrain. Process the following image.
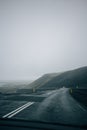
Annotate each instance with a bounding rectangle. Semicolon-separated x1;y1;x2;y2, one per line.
0;66;87;94
0;81;32;93
37;66;87;90
24;66;87;92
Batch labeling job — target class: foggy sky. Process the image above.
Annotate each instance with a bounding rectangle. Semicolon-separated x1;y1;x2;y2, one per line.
0;0;87;80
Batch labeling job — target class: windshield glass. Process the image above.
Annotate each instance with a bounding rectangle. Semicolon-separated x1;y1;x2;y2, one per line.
0;0;87;128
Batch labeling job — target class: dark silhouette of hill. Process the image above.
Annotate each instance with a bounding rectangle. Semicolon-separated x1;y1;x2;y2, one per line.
38;66;87;90
16;66;87;93
17;73;62;93
24;73;61;90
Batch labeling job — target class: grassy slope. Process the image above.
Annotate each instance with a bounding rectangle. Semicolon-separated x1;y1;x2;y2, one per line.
24;73;61;89
38;66;87;90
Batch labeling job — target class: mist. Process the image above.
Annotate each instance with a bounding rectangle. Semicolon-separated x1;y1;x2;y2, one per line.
0;0;87;80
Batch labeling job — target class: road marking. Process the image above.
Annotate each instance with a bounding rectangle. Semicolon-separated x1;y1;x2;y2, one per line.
8;102;34;118
3;102;30;118
3;102;34;118
77;103;86;112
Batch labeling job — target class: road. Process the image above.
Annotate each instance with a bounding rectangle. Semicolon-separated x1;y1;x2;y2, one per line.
0;88;87;126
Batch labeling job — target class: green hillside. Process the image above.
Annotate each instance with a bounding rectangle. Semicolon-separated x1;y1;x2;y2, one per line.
16;73;61;93
38;66;87;90
25;73;61;90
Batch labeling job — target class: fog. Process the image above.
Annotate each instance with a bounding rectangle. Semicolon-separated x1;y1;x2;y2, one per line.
0;0;87;80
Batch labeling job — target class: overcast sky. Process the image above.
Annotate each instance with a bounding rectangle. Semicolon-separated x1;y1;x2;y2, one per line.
0;0;87;80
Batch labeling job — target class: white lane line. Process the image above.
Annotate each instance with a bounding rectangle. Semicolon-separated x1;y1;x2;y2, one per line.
3;102;34;118
77;103;86;112
3;102;31;118
8;102;34;118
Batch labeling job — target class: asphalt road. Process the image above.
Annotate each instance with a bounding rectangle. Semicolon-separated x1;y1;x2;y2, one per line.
0;88;87;126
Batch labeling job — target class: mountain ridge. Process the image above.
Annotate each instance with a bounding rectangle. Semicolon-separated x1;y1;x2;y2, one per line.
38;66;87;90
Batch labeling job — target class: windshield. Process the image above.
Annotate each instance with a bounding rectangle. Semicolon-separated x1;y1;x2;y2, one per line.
0;0;87;128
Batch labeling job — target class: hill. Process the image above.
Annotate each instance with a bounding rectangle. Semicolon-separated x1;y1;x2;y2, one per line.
38;66;87;90
16;73;61;93
23;73;61;89
2;66;87;94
